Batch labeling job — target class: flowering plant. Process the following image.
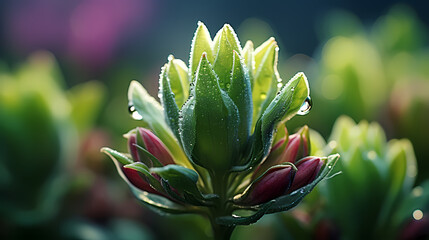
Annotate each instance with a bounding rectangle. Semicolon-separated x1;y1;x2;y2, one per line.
102;22;339;239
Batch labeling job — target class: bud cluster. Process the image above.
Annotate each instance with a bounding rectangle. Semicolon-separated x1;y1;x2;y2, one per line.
102;22;339;235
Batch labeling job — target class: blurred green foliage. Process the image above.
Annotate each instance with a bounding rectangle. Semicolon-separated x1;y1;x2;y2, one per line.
230;116;429;240
287;5;429;183
0;52;104;228
316;116;424;239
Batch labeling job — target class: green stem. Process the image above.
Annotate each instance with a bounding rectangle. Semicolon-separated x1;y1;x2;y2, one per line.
209;171;235;240
210;218;235;240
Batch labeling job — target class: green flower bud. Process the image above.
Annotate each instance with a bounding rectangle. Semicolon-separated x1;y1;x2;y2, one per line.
180;53;240;171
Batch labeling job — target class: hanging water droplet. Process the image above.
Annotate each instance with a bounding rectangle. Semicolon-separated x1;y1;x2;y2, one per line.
297;96;312;116
128;104;143;120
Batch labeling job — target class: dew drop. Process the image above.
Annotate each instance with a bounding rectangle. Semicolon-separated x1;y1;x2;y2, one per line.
291;87;295;92
167;54;174;61
277;83;283;88
297;96;312;116
128;104;143;120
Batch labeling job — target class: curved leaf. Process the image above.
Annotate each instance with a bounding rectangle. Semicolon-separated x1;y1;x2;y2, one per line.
128;81;192;169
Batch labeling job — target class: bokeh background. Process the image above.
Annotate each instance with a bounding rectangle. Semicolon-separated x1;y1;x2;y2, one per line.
1;0;428;239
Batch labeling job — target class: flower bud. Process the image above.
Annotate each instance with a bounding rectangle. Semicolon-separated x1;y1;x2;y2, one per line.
281;125;310;164
122;167;159;194
180;54;240;171
128;127;175;166
238;165;296;205
254;126;309;178
288;156;324;193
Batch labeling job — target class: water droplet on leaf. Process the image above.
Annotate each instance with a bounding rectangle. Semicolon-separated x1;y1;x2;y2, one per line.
297;96;312;116
128;104;143;120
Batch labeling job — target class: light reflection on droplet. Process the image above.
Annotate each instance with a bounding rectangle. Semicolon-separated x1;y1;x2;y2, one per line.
297;96;312;115
277;83;283;88
413;209;423;220
128;104;143;120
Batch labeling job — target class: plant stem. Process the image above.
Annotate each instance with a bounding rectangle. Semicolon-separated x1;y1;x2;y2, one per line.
209;171;235;240
210;219;235;240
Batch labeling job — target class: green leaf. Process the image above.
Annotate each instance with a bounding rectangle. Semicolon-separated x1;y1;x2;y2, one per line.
375;139;418;235
216;201;275;226
309;128;327;156
227;51;252;154
251;38;278;128
159;64;181;141
128;81;192;169
213;24;242;57
124;162;165;193
366;122;386;156
387;139;417;196
67;80;105;134
329;115;356;152
101;147;133;165
189;22;213;80
166;56;189;108
213;28;235;89
152;165;198;194
242;41;255;90
180;54;240;171
152;165;215;205
251;72;310;168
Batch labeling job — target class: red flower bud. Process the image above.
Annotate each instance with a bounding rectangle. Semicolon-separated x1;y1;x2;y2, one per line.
288;157;324;193
127;127;175;166
280;126;309;164
122;167;159;194
254;126;309;178
241;165;295;205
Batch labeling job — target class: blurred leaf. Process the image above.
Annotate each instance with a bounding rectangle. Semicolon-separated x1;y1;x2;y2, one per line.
67;80;106;134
